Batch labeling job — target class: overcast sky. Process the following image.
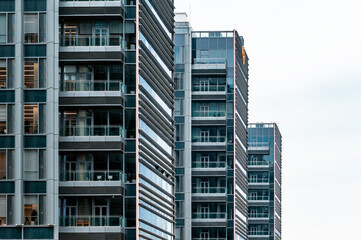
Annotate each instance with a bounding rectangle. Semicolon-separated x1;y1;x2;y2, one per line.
175;0;361;239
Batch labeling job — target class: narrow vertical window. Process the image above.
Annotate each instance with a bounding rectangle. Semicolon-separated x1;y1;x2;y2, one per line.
0;195;6;225
24;59;39;88
0;105;6;134
0;151;6;180
24;14;39;43
0;14;6;43
8;14;15;43
24;196;39;225
0;60;6;89
24;104;39;134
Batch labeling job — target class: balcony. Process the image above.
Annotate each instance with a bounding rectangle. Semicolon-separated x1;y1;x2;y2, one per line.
192;212;226;221
60;125;125;137
248;196;269;202
248;231;270;237
192;111;226;119
59;216;124;227
60;35;123;48
60;170;124;182
248;142;270;151
192;136;226;146
248;178;269;185
248;160;271;168
192;162;227;168
249;213;269;220
60;80;126;93
192;187;226;195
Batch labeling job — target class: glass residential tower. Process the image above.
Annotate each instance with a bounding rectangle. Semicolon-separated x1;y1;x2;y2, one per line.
248;123;282;240
174;13;249;240
0;0;175;240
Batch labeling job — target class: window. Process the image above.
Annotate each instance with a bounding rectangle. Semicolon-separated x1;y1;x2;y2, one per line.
0;14;14;44
24;195;45;225
174;99;183;116
174;72;183;90
0;59;15;89
24;150;46;180
24;14;46;43
175;124;184;141
24;58;46;88
0;196;6;225
0;105;6;134
24;104;45;134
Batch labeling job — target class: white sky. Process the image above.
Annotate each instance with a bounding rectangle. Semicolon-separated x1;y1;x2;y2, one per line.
175;0;361;239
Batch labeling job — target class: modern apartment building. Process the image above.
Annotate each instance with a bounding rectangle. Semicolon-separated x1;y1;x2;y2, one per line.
0;0;175;240
174;13;249;240
248;123;282;240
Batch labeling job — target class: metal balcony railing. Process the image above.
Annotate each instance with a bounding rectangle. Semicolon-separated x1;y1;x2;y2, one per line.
193;58;226;65
192;111;226;118
60;80;126;93
192;212;226;219
60;125;125;137
248;178;269;183
59;216;124;227
248;231;270;236
248;196;269;201
60;170;124;182
192;187;226;194
60;35;123;47
192;84;226;92
192;162;227;168
249;213;269;218
192;136;226;143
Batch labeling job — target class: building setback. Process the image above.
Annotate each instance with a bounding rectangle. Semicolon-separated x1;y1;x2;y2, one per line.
248;123;282;240
174;13;249;240
0;0;175;240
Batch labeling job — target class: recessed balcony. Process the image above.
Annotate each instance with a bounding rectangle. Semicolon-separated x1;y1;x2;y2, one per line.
61;80;126;93
192;111;226;121
248;213;270;220
248;196;269;203
192;136;226;146
60;170;124;182
192;187;226;196
59;215;124;227
192;212;226;222
60;125;125;137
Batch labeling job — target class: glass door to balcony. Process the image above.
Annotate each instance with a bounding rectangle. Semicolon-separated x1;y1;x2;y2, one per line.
64;24;77;46
200;79;209;91
94;205;108;226
200;154;209;168
200;105;209;117
200;181;209;193
250;174;257;183
250;209;256;218
200;130;209;142
200;231;209;239
200;206;209;219
65;161;76;181
94;28;108;46
65;206;76;226
250;192;257;201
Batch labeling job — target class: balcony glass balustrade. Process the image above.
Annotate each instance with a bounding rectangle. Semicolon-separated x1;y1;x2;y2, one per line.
248;178;269;184
61;80;125;92
248;160;270;166
192;136;226;143
192;162;227;168
192;84;226;92
59;216;124;227
60;170;124;181
60;125;125;137
249;231;270;236
192;111;226;117
60;35;123;47
249;213;269;218
248;195;269;201
192;187;226;194
192;212;226;219
61;0;123;2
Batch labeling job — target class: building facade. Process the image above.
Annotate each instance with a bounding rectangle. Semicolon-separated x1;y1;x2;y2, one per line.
248;123;282;240
174;13;249;240
0;0;175;240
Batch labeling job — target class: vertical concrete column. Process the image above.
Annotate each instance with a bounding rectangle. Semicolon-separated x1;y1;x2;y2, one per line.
14;0;24;226
45;0;59;239
183;27;192;240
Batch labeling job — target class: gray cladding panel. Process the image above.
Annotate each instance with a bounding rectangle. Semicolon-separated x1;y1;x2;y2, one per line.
59;187;123;195
60;233;124;240
60;51;124;60
59;142;123;150
59;7;124;16
60;97;123;106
